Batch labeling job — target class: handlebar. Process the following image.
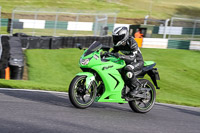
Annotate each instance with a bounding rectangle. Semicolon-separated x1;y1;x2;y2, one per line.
103;52;118;57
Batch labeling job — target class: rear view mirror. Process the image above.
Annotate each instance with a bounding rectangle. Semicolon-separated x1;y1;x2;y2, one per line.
76;43;82;50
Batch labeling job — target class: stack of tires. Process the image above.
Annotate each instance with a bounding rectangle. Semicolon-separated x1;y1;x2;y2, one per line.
8;36;24;80
0;36;10;79
62;36;112;48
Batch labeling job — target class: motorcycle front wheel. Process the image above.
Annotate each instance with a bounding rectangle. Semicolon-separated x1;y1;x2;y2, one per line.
128;79;156;113
69;75;97;109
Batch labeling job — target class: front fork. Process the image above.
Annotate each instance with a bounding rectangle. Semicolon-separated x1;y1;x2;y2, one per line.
76;72;96;89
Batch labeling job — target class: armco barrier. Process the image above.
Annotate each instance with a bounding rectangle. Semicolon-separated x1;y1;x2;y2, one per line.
168;40;190;49
190;41;200;50
142;38;168;49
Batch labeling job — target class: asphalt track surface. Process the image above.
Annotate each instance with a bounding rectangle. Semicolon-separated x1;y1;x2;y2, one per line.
0;88;200;133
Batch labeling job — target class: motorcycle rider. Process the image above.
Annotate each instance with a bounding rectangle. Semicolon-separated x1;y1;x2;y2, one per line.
111;26;144;96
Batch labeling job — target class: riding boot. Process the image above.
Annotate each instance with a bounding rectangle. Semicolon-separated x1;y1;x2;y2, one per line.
130;79;141;96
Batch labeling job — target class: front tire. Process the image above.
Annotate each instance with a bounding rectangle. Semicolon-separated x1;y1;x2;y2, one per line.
128;79;156;113
69;76;97;109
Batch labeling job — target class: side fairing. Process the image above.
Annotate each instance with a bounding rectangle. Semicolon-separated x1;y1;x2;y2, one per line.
92;63;127;103
79;50;127;103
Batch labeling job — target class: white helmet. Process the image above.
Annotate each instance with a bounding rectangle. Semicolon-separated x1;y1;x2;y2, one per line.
112;26;129;47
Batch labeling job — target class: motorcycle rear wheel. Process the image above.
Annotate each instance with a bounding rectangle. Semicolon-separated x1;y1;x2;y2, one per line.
69;76;97;109
128;79;156;113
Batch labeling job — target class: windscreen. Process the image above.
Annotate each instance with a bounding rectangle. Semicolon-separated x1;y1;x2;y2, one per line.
84;41;102;56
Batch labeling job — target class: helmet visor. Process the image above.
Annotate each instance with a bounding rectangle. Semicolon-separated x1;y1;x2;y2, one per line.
113;34;125;45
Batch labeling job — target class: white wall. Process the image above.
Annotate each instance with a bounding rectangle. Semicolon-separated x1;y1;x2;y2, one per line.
158;26;182;35
19;19;45;29
142;38;168;49
190;41;200;50
67;22;93;31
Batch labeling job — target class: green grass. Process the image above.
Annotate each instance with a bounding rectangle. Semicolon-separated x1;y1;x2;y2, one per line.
0;49;82;91
0;0;200;20
142;48;200;107
0;48;200;107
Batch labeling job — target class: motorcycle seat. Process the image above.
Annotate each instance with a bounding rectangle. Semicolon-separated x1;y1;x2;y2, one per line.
142;63;156;72
135;63;156;77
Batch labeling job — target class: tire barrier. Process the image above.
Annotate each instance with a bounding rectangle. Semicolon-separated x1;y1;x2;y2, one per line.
62;36;112;48
2;34;199;81
51;37;64;49
27;36;41;49
10;35;113;49
9;65;24;80
1;35;112;80
39;37;51;49
0;69;5;79
0;36;10;79
8;36;24;80
20;37;29;49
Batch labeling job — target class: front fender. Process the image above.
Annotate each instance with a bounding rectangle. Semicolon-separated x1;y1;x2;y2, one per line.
76;72;96;89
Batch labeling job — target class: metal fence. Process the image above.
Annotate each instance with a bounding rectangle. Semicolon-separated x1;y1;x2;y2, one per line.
10;7;117;37
168;17;200;40
143;15;170;39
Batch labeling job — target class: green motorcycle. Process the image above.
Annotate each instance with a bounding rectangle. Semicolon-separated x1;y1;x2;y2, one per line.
69;41;160;113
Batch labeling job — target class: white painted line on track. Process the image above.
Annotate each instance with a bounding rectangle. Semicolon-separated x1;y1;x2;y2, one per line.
0;88;199;110
156;102;200;110
0;88;68;95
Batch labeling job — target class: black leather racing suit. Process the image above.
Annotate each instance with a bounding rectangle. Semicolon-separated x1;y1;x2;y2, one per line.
112;36;144;89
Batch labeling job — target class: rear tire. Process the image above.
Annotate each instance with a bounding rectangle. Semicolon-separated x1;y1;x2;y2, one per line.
69;76;97;109
128;79;156;113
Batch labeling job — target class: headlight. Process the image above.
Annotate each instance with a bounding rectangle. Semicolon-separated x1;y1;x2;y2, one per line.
80;58;90;65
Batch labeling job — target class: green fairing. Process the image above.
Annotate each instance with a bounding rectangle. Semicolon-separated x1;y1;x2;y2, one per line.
92;58;126;103
77;42;156;104
144;61;155;66
78;48;127;103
